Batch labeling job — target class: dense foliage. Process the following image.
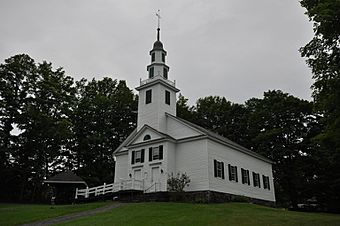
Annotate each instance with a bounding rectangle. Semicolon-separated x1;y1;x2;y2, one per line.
299;0;340;212
0;54;137;202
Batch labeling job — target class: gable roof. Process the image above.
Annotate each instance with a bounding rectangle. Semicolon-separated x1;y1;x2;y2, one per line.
44;171;87;185
113;125;176;154
166;113;273;164
113;128;138;154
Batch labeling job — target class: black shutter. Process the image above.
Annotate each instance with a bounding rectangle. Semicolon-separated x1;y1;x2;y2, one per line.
149;147;152;161
159;145;163;160
221;162;225;179
141;149;145;163
253;172;256;186
228;164;232;181
214;160;217;177
235;166;238;182
247;170;250;185
263;175;266;189
268;177;270;190
258;174;261;188
131;151;135;164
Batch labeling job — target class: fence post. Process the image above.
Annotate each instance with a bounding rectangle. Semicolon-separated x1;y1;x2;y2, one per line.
103;183;106;195
85;186;89;198
75;187;78;199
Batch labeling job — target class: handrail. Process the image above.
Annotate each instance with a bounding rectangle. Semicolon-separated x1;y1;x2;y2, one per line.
144;182;160;193
75;179;145;199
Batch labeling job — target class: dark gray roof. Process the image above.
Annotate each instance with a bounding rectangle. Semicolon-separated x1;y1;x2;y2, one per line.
166;113;273;163
44;171;87;185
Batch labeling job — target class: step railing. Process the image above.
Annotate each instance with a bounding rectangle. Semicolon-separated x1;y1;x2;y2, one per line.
75;179;144;199
144;182;161;193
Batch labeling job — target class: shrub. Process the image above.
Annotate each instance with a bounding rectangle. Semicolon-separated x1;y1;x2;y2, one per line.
167;172;190;192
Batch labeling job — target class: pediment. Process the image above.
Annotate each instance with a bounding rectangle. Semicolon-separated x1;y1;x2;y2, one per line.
128;125;170;145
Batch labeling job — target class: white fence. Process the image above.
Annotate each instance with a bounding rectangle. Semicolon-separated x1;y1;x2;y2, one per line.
75;179;159;199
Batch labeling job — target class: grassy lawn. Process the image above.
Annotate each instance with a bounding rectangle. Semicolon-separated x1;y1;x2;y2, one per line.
58;202;340;226
0;201;109;226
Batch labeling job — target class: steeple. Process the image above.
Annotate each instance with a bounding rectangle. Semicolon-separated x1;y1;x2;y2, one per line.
135;12;179;132
146;10;169;80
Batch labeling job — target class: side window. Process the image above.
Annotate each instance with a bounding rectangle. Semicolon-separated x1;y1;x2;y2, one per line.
151;53;155;62
165;90;170;105
263;175;270;190
143;134;151;141
228;164;238;182
214;160;225;179
146;90;152;104
162;53;165;62
241;168;250;185
149;67;154;78
253;172;261;188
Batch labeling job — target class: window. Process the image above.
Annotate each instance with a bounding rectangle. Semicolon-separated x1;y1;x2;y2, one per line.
146;89;152;104
163;68;168;79
241;168;250;185
214;160;225;179
263;175;270;190
151;53;155;62
143;134;151;141
162;53;165;62
131;149;145;164
149;67;154;78
228;164;238;182
165;90;170;105
149;145;163;161
253;172;261;188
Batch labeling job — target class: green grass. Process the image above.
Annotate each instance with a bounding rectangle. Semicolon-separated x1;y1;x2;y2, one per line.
58;202;340;226
0;201;109;226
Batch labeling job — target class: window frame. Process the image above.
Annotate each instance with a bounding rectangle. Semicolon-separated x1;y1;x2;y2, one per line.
149;67;154;78
214;160;225;179
241;168;250;185
253;172;261;188
146;89;152;104
149;145;163;162
263;175;270;190
135;150;142;163
165;90;170;105
163;68;168;79
228;164;238;182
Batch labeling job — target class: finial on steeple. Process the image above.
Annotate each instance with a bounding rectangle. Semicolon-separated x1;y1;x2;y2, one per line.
156;9;161;41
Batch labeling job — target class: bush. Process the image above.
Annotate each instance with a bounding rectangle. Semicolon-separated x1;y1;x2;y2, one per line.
167;172;190;192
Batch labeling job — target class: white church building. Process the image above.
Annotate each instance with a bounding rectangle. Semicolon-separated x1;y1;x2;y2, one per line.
113;24;276;204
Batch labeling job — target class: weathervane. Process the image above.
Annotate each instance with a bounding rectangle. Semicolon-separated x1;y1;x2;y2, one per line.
156;9;161;29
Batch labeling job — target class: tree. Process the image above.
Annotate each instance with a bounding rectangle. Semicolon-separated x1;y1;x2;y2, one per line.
300;0;340;212
245;90;317;208
191;96;250;145
72;78;137;186
0;54;76;202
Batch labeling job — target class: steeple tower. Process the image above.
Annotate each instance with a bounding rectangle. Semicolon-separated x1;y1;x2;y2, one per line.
147;10;169;80
136;11;179;132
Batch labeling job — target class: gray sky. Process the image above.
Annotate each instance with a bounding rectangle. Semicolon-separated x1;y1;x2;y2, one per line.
0;0;314;105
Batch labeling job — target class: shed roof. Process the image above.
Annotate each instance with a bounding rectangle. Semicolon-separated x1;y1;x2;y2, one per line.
44;171;87;186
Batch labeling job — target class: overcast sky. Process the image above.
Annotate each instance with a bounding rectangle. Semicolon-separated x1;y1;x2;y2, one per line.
0;0;314;105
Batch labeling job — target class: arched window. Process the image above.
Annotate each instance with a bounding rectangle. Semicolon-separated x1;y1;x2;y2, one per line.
143;134;151;141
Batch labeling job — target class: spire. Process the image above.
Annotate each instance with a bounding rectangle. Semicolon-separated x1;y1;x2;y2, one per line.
156;10;161;41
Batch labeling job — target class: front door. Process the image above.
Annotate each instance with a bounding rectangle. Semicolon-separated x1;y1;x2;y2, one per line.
151;167;160;183
134;169;141;180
